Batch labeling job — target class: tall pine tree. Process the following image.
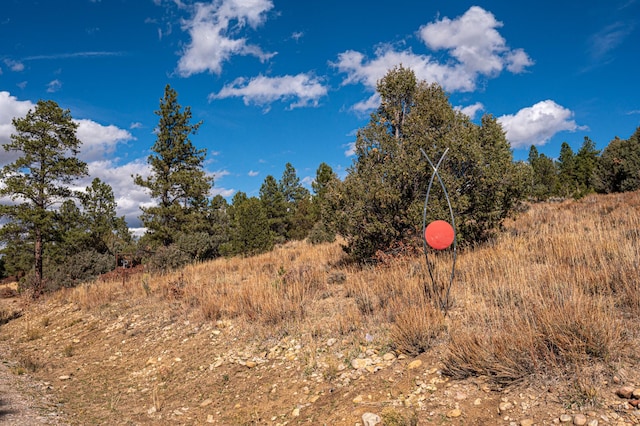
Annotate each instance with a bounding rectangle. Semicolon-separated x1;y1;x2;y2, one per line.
0;100;88;296
134;85;212;247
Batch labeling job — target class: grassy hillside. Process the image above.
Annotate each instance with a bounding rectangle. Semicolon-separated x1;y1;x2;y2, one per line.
1;191;640;425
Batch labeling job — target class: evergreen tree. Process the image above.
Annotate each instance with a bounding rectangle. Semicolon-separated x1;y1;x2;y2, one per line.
223;193;273;256
134;84;212;247
260;175;288;243
279;163;312;240
556;142;577;197
331;66;526;261
0;100;88;296
527;146;558;200
573;137;600;197
595;127;640;193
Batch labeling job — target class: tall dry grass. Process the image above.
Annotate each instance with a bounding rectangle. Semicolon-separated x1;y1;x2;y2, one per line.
59;191;640;390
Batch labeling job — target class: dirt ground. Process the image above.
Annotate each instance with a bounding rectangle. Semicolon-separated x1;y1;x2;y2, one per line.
0;278;639;426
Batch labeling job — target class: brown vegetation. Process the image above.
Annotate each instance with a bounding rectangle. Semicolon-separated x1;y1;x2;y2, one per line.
1;191;639;424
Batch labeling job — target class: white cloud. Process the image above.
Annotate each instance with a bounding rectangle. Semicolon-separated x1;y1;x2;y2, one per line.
211;74;328;109
130;121;143;129
248;170;259;176
497;100;584;149
334;6;533;112
75;119;135;162
46;79;62;93
418;6;532;77
177;0;275;76
212;187;235;197
456;102;484;119
3;59;24;72
0;92;35;166
588;21;634;61
82;159;154;228
344;141;356;157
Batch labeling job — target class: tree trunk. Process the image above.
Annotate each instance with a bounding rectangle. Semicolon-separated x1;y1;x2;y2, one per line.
33;227;43;299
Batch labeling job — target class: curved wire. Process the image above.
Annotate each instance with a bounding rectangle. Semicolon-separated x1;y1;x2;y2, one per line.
420;147;457;314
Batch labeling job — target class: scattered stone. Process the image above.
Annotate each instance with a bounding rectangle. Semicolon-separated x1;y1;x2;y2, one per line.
351;358;369;369
633;389;640;399
352;395;364;403
326;338;337;347
200;398;213;407
245;361;257;368
361;412;381;426
446;409;462;418
573;413;587;425
520;419;534;426
407;360;422;370
382;352;396;361
616;386;635;399
587;420;598;426
560;414;573;423
58;375;71;380
499;402;513;413
206;414;214;423
292;407;300;417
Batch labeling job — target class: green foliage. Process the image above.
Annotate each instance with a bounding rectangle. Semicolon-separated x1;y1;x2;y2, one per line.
222;194;273;257
134;84;212;247
594;127;640;193
260;175;288;243
330;66;526;261
0;100;88;295
527;146;558;201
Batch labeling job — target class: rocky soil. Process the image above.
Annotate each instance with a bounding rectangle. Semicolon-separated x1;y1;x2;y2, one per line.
1;278;640;426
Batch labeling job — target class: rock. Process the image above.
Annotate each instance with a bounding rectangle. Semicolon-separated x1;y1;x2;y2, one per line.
382;352;396;361
206;414;214;423
407;360;422;370
446;409;462;418
353;395;364;403
326;338;337;347
633;389;640;399
520;419;534;426
245;361;257;368
629;399;640;407
351;358;370;369
573;413;587;425
200;398;213;407
58;375;71;380
587;420;598;426
498;402;513;413
361;412;381;426
292;407;300;417
616;386;635;399
559;414;573;423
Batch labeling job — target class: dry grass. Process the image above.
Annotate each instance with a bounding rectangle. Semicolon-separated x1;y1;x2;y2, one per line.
57;191;640;390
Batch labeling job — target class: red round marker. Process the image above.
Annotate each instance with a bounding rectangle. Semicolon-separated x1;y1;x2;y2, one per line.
425;220;454;250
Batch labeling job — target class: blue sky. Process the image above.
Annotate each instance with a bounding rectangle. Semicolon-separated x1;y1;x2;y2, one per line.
1;0;639;230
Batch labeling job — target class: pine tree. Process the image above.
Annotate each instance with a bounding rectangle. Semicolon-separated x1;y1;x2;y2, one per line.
0;100;88;296
134;85;212;247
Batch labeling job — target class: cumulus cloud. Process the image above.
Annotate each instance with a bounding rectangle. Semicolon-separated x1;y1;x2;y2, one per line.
456;102;484;119
0;92;35;166
497;100;584;148
81;159;154;228
177;0;275;76
210;74;328;109
75;119;135;162
334;6;533;112
248;170;259;177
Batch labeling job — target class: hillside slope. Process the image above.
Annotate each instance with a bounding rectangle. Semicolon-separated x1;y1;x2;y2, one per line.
1;192;640;425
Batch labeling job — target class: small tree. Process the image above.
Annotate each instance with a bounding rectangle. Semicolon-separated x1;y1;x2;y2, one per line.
594;127;640;193
134;84;212;247
0;100;87;296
